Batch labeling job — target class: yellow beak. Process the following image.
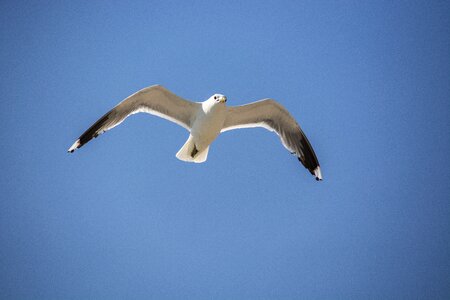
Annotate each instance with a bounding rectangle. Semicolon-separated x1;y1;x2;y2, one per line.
220;96;227;103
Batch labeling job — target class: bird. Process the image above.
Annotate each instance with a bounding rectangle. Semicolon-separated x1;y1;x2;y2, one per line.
68;85;323;180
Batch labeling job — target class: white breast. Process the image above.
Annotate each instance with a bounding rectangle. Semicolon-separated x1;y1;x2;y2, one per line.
190;102;227;150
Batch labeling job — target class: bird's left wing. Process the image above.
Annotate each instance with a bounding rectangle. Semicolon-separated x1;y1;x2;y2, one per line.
68;85;200;152
222;99;322;180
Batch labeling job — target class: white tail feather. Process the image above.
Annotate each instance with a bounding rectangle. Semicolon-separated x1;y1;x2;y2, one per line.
176;135;209;163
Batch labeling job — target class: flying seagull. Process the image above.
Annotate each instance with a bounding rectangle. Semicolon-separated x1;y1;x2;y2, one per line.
68;85;322;180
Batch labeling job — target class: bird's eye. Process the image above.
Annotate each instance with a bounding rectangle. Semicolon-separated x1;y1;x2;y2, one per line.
214;96;217;100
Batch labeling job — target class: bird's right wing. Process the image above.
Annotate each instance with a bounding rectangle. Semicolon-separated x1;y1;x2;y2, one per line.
68;85;200;152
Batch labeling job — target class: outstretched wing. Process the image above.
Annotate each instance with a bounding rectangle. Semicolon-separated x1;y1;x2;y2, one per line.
222;99;322;180
68;85;200;152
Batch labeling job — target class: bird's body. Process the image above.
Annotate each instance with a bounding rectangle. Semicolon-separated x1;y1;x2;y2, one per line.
68;85;323;180
175;95;227;163
192;99;227;151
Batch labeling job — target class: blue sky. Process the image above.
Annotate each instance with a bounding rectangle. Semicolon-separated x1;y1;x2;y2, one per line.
1;1;449;299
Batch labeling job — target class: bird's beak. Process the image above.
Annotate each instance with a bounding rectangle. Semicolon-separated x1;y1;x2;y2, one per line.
220;96;227;103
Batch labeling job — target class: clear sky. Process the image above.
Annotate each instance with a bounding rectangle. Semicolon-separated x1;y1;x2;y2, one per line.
1;1;449;299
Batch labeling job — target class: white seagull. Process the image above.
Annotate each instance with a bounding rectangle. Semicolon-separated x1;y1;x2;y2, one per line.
68;85;323;180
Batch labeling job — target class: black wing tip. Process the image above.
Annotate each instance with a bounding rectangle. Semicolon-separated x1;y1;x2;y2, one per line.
67;139;81;153
68;111;112;154
297;156;323;181
313;166;323;181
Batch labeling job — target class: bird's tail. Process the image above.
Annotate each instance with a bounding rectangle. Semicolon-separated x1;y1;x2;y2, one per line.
176;135;209;163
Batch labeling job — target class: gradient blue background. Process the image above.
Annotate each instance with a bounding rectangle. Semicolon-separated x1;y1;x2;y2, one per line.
1;1;449;299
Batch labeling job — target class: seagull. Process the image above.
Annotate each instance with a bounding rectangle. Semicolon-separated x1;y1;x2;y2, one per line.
68;85;323;180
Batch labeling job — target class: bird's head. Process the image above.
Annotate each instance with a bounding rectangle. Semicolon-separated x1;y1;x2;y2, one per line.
209;94;227;104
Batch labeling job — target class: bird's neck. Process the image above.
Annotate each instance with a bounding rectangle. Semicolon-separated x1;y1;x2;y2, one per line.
202;101;224;114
